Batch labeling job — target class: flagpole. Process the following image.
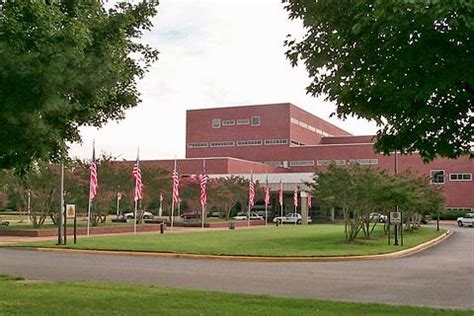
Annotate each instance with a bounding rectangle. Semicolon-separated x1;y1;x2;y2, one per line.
201;159;206;230
133;199;137;235
279;179;284;226
86;140;95;238
86;198;91;237
171;159;177;231
133;147;140;235
247;170;252;227
265;174;268;227
294;186;297;226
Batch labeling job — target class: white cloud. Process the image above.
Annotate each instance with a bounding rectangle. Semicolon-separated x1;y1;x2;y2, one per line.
69;0;378;160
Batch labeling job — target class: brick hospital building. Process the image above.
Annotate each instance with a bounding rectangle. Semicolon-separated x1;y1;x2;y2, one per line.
142;103;473;216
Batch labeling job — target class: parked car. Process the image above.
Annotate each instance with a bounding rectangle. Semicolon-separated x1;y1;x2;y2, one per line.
123;211;153;220
111;214;128;223
369;212;388;223
0;218;9;226
232;212;263;220
181;212;199;220
273;213;312;224
457;212;474;227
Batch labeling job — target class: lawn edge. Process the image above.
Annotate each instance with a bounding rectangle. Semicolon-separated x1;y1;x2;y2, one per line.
11;230;452;262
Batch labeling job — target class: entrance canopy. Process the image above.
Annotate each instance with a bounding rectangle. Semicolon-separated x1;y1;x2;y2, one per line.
208;173;315;191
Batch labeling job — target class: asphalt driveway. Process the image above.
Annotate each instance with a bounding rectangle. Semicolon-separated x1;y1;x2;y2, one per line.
0;224;472;309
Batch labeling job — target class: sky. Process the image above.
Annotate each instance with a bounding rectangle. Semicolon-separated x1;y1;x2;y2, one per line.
69;0;378;161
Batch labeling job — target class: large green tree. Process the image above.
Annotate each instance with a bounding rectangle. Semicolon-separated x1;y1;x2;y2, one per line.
284;0;473;161
0;0;159;171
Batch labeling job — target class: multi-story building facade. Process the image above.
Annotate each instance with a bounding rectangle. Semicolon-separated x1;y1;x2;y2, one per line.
144;103;472;212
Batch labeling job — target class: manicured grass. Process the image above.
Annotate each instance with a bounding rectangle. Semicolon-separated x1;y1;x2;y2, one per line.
0;275;468;315
12;225;446;257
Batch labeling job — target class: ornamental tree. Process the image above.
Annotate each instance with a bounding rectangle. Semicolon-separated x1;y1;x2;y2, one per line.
284;0;473;161
0;0;159;172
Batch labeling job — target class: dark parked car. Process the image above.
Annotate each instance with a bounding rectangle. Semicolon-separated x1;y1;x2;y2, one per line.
181;212;198;220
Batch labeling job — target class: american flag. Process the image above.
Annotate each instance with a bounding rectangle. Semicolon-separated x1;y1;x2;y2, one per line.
307;192;312;208
172;161;180;204
132;157;143;201
264;177;270;206
278;180;283;206
199;173;208;207
88;144;98;201
293;186;298;207
248;175;255;207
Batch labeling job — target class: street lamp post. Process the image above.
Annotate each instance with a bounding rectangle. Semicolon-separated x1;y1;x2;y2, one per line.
116;192;122;216
27;190;31;225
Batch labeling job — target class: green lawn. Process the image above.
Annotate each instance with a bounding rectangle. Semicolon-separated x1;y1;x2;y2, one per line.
12;225;446;257
0;275;468;315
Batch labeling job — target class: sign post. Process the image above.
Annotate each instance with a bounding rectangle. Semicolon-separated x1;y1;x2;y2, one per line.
390;211;401;246
66;204;76;244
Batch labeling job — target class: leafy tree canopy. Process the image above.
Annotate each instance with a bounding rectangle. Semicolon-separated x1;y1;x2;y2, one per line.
284;0;473;161
0;0;159;172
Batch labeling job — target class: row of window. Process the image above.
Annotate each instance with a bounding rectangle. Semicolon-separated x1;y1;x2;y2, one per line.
188;138;289;148
446;207;473;212
290;117;333;137
430;171;472;184
237;140;262;146
290;140;306;146
263;159;379;168
316;159;347;166
212;116;260;128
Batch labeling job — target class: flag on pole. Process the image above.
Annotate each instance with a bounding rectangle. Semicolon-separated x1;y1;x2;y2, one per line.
248;173;255;207
172;160;180;204
307;192;312;208
132;154;143;201
264;176;270;206
278;180;283;207
88;143;98;201
293;186;298;208
199;173;208;207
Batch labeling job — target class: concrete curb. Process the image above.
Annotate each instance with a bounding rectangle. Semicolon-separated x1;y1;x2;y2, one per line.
14;230;453;262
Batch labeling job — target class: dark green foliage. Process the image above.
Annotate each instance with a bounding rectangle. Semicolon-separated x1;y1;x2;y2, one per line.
284;0;473;161
311;163;445;241
0;0;159;171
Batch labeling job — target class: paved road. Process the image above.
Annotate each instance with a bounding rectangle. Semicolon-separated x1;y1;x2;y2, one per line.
0;224;472;309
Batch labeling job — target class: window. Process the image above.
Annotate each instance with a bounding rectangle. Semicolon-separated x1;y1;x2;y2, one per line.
187;142;208;148
264;161;283;167
349;159;378;165
236;140;262;146
222;119;235;126
446;207;473;212
289;160;315;167
290;140;305;146
449;173;472;182
298;121;308;129
212;118;221;128
251;116;261;126
316;160;346;166
237;118;249;125
210;141;234;147
430;170;445;184
264;139;288;145
308;125;316;132
290;117;299;125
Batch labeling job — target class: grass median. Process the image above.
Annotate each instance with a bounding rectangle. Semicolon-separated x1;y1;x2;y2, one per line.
0;274;469;315
10;224;446;257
